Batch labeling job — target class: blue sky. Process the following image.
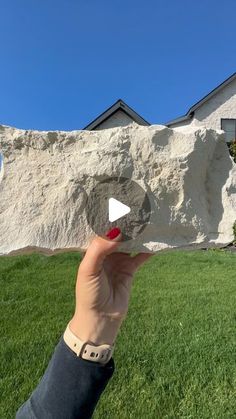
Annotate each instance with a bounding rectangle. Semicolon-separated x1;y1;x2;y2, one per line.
0;0;236;131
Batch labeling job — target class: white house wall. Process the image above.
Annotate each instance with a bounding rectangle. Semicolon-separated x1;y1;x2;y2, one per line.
94;109;134;130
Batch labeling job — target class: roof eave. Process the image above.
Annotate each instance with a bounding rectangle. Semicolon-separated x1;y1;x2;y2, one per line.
187;71;236;114
165;113;193;127
83;99;150;130
166;71;236;127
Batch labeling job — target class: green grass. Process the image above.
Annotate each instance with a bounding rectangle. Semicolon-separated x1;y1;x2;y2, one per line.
0;250;236;419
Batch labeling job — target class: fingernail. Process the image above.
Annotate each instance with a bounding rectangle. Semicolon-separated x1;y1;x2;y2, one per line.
105;227;121;240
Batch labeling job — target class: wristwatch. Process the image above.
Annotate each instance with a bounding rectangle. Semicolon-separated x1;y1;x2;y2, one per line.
63;322;115;365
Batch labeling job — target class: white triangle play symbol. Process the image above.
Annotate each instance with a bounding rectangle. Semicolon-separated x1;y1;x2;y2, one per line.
108;198;131;222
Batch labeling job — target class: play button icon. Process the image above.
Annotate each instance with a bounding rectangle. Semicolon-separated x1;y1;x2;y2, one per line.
85;176;151;242
108;198;130;222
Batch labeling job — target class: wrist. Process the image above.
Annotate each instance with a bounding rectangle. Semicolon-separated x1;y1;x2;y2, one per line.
69;311;123;346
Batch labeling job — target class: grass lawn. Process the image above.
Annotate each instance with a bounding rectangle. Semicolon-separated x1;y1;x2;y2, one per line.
0;249;236;419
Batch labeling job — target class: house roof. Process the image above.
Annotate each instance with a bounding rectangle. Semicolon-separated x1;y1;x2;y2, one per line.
83;99;150;130
166;71;236;126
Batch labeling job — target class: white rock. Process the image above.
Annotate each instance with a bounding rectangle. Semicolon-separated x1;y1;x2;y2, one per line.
0;123;235;256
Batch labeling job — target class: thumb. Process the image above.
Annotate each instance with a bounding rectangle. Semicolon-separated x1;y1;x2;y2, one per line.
80;227;122;276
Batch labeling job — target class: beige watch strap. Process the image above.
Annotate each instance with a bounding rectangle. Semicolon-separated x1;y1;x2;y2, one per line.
63;322;115;365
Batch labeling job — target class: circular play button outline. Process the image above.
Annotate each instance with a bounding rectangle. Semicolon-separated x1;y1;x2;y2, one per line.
85;176;151;242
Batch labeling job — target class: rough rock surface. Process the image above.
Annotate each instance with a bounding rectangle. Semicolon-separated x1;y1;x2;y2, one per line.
0;123;235;256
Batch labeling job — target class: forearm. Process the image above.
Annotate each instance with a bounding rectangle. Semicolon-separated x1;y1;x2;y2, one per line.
16;334;115;419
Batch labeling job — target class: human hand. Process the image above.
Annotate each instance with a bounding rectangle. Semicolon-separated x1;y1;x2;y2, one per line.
69;227;152;346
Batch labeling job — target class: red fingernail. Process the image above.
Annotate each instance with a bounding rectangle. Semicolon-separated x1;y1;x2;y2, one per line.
105;227;121;240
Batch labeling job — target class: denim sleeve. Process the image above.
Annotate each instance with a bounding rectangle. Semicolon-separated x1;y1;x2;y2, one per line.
16;335;115;419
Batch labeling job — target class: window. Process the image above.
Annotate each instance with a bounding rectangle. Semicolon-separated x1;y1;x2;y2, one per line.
221;119;236;143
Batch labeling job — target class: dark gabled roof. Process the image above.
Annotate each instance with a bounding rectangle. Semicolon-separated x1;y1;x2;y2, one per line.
166;71;236;127
83;99;150;130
